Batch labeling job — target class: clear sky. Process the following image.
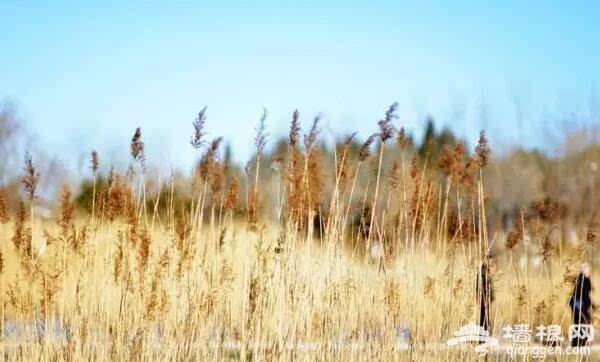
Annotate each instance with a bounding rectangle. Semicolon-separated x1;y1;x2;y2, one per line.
1;1;599;175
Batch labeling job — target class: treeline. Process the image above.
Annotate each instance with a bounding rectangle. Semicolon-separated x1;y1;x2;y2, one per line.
1;103;599;238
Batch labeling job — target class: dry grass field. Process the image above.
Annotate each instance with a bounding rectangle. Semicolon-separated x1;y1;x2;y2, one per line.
0;105;598;361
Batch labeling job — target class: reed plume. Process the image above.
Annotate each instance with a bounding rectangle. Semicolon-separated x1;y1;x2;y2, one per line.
106;173;136;221
130;127;145;170
289;109;301;148
475;130;491;167
90;150;99;224
255;108;268;156
359;133;378;161
303;114;321;152
22;151;39;201
56;185;88;254
0;192;8;224
90;150;99;173
378;102;398;142
225;177;240;212
397;126;409;149
198;137;223;181
191;106;207;149
248;108;268;230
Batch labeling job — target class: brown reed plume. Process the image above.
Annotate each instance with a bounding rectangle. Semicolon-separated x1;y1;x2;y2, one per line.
437;143;465;177
378;102;398;142
90;150;99;173
475;130;491;167
191;106;207;149
106;173;136;221
198;137;224;207
129;128;148;225
0;192;8;224
131;127;145;163
225;177;240;212
303;113;321;152
108;165;116;187
57;185;88;254
359;133;378;161
198;137;223;181
397;126;409;149
289;109;301;148
285;112;324;229
458;156;477;191
22;151;39;201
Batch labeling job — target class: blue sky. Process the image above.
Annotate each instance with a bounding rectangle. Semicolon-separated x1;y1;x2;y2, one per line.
1;1;599;174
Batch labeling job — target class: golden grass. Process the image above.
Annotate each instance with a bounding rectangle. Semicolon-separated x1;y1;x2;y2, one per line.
0;106;597;361
0;217;595;361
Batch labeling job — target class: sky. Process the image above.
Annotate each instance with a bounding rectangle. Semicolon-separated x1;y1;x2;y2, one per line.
1;1;600;176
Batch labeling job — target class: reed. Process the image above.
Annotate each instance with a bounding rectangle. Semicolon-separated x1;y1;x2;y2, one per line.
0;105;597;361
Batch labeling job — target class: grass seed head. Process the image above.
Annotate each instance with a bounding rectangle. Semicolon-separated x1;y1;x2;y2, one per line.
254;108;268;156
22;151;39;200
397;126;409;149
130;127;146;170
378;102;398;142
475;130;491;167
90;150;99;173
289;109;301;148
304;113;321;152
225;177;240;211
359;133;379;161
191;106;207;149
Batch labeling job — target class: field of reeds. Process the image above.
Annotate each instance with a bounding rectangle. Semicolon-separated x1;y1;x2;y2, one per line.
0;104;599;361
